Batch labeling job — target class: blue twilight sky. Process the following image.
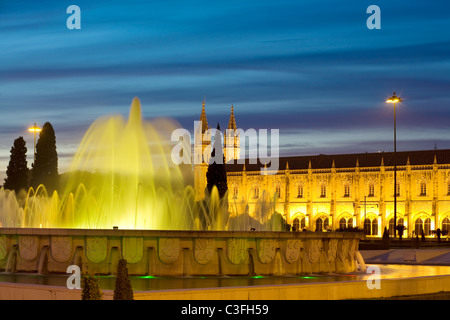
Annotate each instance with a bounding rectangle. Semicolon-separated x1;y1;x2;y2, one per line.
1;0;450;179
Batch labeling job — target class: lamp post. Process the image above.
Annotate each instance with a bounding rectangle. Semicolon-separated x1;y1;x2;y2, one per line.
386;92;402;238
28;123;41;163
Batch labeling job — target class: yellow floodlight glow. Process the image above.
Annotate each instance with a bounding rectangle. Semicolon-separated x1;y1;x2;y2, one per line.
386;92;402;104
28;124;42;133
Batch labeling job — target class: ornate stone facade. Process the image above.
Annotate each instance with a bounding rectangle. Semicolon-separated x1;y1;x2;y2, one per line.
195;103;450;238
225;150;450;238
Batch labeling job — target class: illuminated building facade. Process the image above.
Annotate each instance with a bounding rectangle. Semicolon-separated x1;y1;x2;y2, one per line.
226;150;450;238
194;102;450;238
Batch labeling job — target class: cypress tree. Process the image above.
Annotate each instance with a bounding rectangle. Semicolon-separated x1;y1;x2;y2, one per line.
4;136;29;193
30;122;59;193
382;226;390;249
114;259;134;300
81;273;103;300
206;123;228;199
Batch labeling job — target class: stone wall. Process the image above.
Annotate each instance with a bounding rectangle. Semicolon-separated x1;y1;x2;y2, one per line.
3;274;450;300
0;228;364;276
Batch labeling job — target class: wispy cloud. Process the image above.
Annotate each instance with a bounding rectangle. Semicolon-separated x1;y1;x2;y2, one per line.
0;0;450;180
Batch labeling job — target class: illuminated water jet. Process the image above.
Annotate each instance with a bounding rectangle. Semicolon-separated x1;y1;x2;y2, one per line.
0;98;213;230
0;98;303;231
60;97;188;229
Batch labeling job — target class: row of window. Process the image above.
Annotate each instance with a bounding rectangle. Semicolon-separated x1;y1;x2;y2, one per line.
291;216;450;235
292;217;353;232
232;182;431;199
363;217;450;236
310;182;427;198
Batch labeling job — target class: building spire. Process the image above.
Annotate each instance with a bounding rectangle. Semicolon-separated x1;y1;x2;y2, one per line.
199;97;208;133
227;104;237;130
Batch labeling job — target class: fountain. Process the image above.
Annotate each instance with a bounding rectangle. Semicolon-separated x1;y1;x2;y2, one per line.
0;98;194;230
0;97;365;276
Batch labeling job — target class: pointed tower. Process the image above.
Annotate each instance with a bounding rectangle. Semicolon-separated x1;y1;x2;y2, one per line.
194;97;211;201
199;97;209;134
227;105;236;131
195;97;211;164
224;105;240;163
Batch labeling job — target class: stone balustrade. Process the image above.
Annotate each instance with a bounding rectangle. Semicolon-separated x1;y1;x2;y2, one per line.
0;228;364;276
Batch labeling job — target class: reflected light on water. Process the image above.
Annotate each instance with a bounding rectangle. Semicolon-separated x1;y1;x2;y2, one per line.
1;264;450;291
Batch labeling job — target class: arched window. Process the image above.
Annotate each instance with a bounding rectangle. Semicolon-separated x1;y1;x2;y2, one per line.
320;184;327;198
372;219;378;236
254;187;259;199
389;218;404;237
300;217;306;230
316;217;323;232
324;217;329;230
415;218;423;235
447;182;450;195
293;218;299;232
368;183;375;197
364;218;371;235
293;215;307;231
339;217;353;230
275;186;281;198
443;217;450;233
339;218;346;229
420;182;427;196
297;185;303;198
316;216;328;231
364;217;378;236
424;218;431;236
415;217;431;236
344;184;350;197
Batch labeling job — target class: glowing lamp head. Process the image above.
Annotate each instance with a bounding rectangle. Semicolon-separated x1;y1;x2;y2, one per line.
28;123;41;133
386;92;402;104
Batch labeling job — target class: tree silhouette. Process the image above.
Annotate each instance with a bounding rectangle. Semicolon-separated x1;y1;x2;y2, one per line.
206;123;228;199
30;122;59;193
81;273;103;300
113;259;134;300
4;136;29;193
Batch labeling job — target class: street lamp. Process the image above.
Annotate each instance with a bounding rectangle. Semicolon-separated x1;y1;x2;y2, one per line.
386;92;402;238
28;123;41;163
